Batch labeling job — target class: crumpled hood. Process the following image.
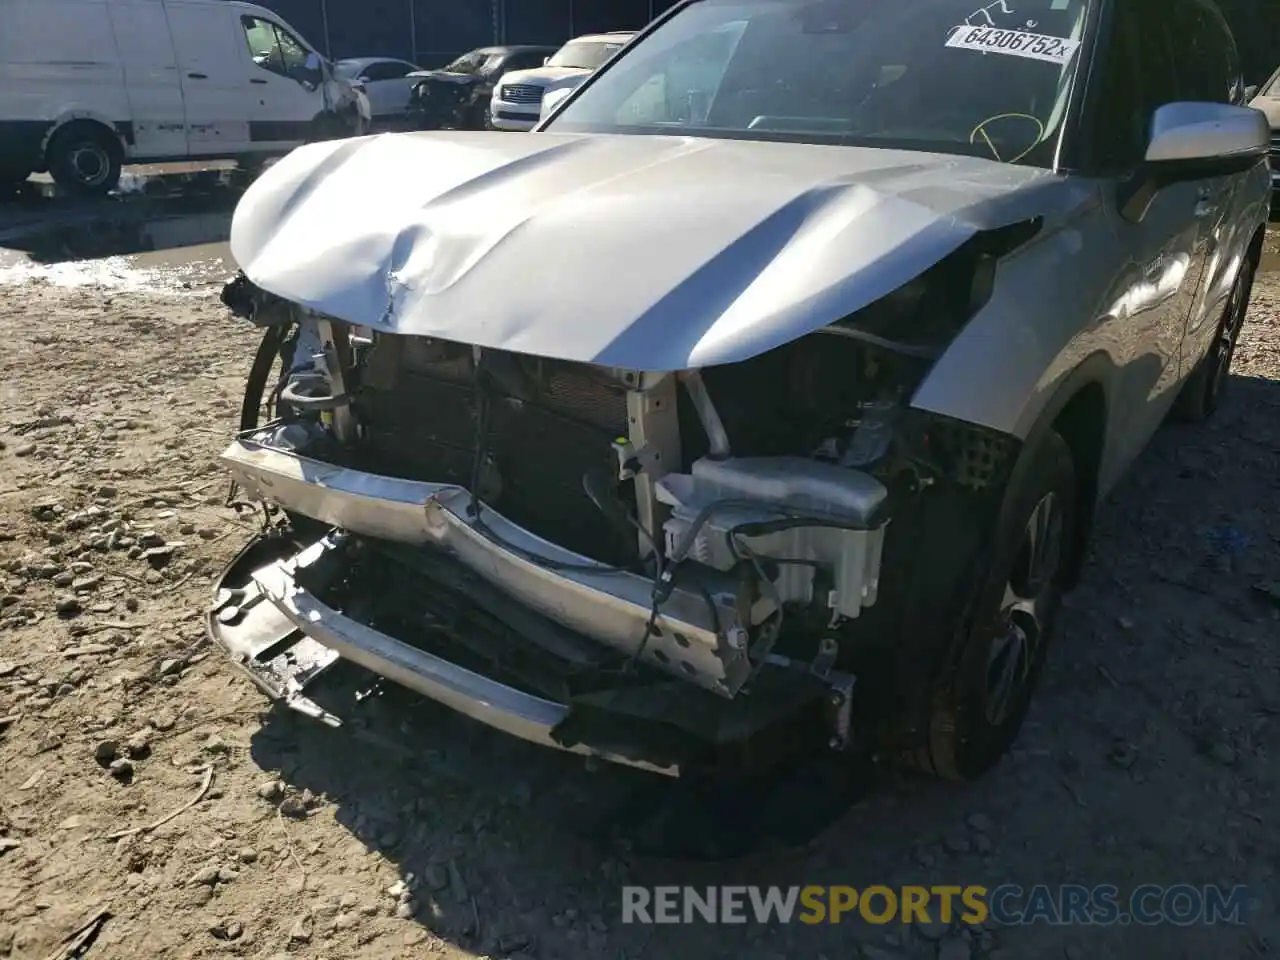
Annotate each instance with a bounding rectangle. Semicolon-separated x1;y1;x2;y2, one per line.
230;131;1058;370
409;70;477;86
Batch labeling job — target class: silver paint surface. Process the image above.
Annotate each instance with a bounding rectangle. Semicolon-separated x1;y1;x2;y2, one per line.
229;130;1053;371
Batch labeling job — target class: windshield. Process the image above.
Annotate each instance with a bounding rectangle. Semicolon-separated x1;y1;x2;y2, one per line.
548;40;627;70
545;0;1090;166
442;51;487;74
1263;66;1280;97
333;60;362;80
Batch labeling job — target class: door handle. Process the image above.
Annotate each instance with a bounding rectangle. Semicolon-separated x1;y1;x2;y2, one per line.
250;78;268;85
187;72;207;79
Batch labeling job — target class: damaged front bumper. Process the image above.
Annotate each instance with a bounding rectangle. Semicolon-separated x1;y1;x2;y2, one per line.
211;438;866;775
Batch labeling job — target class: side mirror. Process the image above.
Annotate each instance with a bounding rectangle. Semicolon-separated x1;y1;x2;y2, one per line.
1121;102;1269;221
1143;101;1269;167
1244;85;1259;102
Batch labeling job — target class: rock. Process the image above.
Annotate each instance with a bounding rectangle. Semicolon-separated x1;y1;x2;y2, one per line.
189;885;214;907
52;570;75;587
217;867;239;883
149;711;175;731
0;661;16;677
109;758;134;781
238;847;258;863
158;659;183;677
54;596;82;617
190;866;220;887
394;899;417;920
125;597;139;613
138;532;166;549
93;739;119;765
123;732;151;759
937;934;971;960
860;946;906;960
386;880;407;899
0;838;22;855
942;828;971;855
36;733;62;753
202;734;227;754
210;919;243;941
422;862;449;892
1209;743;1237;765
289;914;313;942
966;812;994;833
916;918;950;941
14;443;36;457
279;796;307;819
142;546;175;569
1108;741;1138;769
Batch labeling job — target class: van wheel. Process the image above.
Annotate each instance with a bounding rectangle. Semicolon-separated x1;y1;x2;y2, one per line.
47;124;123;196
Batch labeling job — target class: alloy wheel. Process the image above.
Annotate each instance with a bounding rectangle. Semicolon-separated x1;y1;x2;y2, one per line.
984;491;1064;726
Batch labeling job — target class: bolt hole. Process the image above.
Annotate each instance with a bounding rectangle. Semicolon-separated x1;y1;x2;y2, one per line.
673;632;691;648
679;661;696;676
652;649;670;664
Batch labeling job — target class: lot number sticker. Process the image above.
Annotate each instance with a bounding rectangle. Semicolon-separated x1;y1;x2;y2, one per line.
945;26;1080;64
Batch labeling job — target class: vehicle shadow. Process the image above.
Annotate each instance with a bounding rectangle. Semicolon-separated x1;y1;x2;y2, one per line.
241;362;1280;956
0;169;244;263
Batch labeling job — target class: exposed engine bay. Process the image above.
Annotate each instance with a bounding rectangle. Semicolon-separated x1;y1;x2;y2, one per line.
211;262;1019;776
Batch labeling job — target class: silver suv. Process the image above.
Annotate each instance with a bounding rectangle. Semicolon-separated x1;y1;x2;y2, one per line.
213;0;1269;782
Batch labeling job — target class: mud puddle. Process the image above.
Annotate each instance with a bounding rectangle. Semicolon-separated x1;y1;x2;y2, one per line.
0;180;239;292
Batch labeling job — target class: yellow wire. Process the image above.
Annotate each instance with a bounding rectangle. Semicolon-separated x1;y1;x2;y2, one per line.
969;112;1046;163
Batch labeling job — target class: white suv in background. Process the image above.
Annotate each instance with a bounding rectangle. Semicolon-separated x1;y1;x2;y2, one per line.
488;32;634;131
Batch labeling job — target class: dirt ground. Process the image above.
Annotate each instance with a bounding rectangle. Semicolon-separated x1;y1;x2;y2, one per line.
1;230;1279;960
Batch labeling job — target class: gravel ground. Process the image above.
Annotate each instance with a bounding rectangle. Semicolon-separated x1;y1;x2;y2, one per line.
0;243;1278;960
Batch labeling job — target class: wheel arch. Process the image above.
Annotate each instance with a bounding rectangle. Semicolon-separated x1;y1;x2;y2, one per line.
1011;352;1114;589
42;114;127;166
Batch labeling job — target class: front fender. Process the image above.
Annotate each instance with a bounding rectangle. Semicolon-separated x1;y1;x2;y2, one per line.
909;183;1114;439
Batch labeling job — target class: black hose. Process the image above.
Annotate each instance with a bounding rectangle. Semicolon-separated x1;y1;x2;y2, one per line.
239;324;289;432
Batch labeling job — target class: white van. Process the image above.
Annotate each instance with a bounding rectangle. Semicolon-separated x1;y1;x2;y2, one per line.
0;0;369;195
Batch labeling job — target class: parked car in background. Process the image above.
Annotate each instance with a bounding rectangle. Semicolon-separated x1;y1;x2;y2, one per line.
214;0;1268;784
489;32;635;131
0;0;365;195
1247;65;1280;190
405;45;558;130
333;57;422;124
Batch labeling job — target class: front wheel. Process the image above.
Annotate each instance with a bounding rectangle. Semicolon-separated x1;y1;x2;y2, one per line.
909;430;1076;780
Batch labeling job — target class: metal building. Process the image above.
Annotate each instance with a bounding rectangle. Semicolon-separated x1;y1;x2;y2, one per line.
258;0;681;67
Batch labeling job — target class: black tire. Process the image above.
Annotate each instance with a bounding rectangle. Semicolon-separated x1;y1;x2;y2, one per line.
46;124;122;196
907;430;1076;780
1173;257;1255;423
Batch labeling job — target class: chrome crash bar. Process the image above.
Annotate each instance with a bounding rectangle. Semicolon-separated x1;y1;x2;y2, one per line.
228;537;679;776
219;439;753;696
